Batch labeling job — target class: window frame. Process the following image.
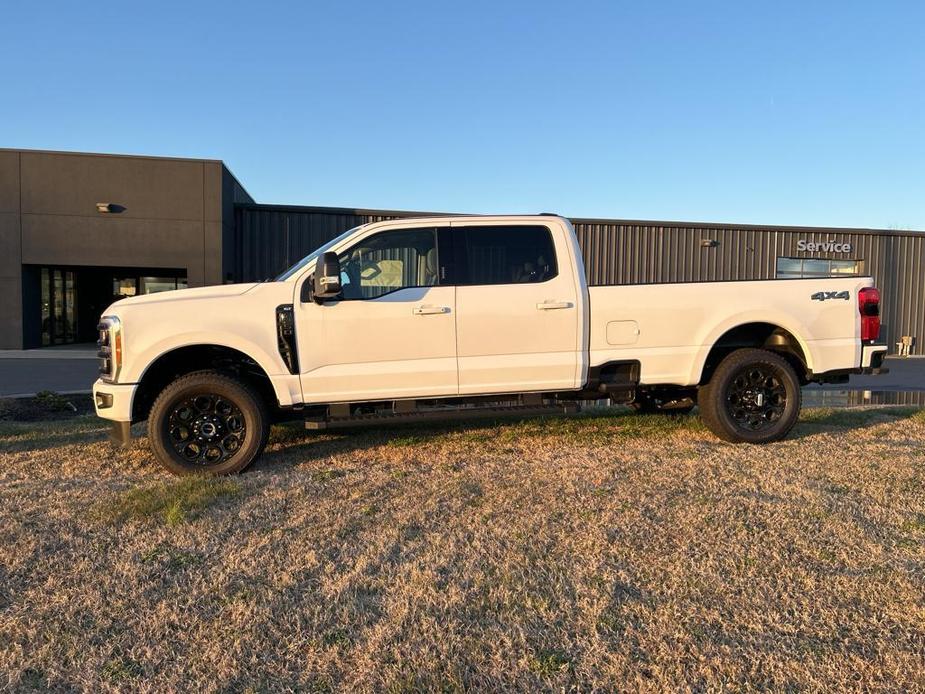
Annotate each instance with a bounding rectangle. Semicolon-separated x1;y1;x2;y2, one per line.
451;224;559;287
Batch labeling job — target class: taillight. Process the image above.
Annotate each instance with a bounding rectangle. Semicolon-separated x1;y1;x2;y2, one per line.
859;287;880;342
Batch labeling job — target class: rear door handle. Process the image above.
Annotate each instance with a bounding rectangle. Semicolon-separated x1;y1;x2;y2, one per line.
536;300;573;310
413;305;450;315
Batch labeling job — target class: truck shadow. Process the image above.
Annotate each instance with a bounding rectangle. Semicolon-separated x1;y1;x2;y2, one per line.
254;405;923;470
253;407;672;470
253;414;573;471
1;407;919;462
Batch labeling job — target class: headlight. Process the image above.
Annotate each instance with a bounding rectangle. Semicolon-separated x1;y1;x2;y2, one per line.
97;316;123;382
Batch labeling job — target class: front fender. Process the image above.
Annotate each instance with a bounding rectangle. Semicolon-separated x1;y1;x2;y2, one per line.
123;332;300;408
126;331;285;379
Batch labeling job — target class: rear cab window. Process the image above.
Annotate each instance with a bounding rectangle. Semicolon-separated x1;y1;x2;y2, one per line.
453;225;558;286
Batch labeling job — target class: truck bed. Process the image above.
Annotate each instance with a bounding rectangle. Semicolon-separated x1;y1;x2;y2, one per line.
588;276;872;386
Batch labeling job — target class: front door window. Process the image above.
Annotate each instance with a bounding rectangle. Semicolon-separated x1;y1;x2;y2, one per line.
337;228;439;300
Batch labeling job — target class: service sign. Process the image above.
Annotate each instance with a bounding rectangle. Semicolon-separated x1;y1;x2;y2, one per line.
796;239;853;253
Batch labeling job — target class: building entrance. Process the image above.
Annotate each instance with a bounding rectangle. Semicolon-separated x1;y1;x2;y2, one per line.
31;266;187;347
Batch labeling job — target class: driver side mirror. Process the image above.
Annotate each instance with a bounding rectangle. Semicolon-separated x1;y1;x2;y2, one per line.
306;251;342;303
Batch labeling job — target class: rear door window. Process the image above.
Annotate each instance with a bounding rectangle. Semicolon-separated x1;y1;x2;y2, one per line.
454;225;557;286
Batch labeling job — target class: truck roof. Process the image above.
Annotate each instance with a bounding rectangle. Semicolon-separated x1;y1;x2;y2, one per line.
362;214;569;229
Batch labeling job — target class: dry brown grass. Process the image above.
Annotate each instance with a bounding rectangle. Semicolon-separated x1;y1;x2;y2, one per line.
1;407;924;691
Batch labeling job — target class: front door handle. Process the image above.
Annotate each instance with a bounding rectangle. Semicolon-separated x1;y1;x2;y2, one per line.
536;300;573;310
413;305;450;315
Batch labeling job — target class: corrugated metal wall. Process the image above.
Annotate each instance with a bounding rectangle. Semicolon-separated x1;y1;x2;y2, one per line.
234;205;925;348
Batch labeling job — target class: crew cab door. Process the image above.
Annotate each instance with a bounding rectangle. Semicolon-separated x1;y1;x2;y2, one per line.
452;222;583;395
296;225;458;403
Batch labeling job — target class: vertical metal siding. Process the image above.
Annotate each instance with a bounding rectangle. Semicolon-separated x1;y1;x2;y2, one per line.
233;207;402;281
233;205;925;349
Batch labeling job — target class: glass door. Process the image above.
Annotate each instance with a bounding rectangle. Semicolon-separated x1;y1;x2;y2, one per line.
40;267;77;346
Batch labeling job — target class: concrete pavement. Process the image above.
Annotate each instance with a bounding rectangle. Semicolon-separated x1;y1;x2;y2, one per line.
811;355;925;391
0;346;99;397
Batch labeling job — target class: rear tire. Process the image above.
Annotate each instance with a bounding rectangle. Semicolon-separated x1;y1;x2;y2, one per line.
148;370;269;475
699;348;801;443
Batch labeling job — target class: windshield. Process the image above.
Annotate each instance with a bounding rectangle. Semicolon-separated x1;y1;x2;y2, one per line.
274;225;362;281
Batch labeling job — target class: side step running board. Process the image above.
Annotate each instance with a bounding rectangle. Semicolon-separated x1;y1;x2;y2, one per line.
305;402;579;430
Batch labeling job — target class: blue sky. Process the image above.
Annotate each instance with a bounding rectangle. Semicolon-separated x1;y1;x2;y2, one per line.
2;1;923;229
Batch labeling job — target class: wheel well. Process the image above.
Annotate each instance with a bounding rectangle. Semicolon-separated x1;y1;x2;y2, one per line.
700;322;809;385
132;345;277;422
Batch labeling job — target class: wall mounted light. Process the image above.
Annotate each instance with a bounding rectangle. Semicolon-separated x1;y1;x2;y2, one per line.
701;239;719;248
96;202;125;214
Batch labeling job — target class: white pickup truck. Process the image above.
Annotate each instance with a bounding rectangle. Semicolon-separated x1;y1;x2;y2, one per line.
93;215;887;474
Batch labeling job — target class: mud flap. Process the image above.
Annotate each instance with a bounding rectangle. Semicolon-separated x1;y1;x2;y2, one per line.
109;421;132;447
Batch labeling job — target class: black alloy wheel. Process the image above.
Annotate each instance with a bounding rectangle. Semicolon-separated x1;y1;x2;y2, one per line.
148;370;269;475
167;394;247;465
698;348;801;444
724;364;788;431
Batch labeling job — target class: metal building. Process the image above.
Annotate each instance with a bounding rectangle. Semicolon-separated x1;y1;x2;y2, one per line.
1;148;922;351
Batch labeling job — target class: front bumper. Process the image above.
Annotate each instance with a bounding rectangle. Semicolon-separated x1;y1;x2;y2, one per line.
92;379;138;446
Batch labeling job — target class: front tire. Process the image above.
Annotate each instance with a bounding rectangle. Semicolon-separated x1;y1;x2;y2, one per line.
698;348;801;443
148;370;269;475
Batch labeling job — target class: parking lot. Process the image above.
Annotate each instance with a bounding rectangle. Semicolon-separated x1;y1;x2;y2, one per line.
1;406;924;690
0;347;98;397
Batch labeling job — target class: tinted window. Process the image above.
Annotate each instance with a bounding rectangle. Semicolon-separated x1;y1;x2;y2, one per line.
338;228;438;299
776;257;862;278
457;225;557;285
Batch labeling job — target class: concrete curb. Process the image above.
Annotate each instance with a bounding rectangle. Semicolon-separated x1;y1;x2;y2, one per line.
0;351;98;360
1;389;93;400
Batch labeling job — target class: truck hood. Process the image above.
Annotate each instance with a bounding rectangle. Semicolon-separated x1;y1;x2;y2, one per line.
109;282;261;309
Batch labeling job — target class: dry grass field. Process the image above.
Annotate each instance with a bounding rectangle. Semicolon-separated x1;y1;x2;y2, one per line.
1;406;924;692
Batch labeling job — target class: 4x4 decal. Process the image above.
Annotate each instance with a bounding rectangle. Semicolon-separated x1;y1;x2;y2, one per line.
811;290;850;301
